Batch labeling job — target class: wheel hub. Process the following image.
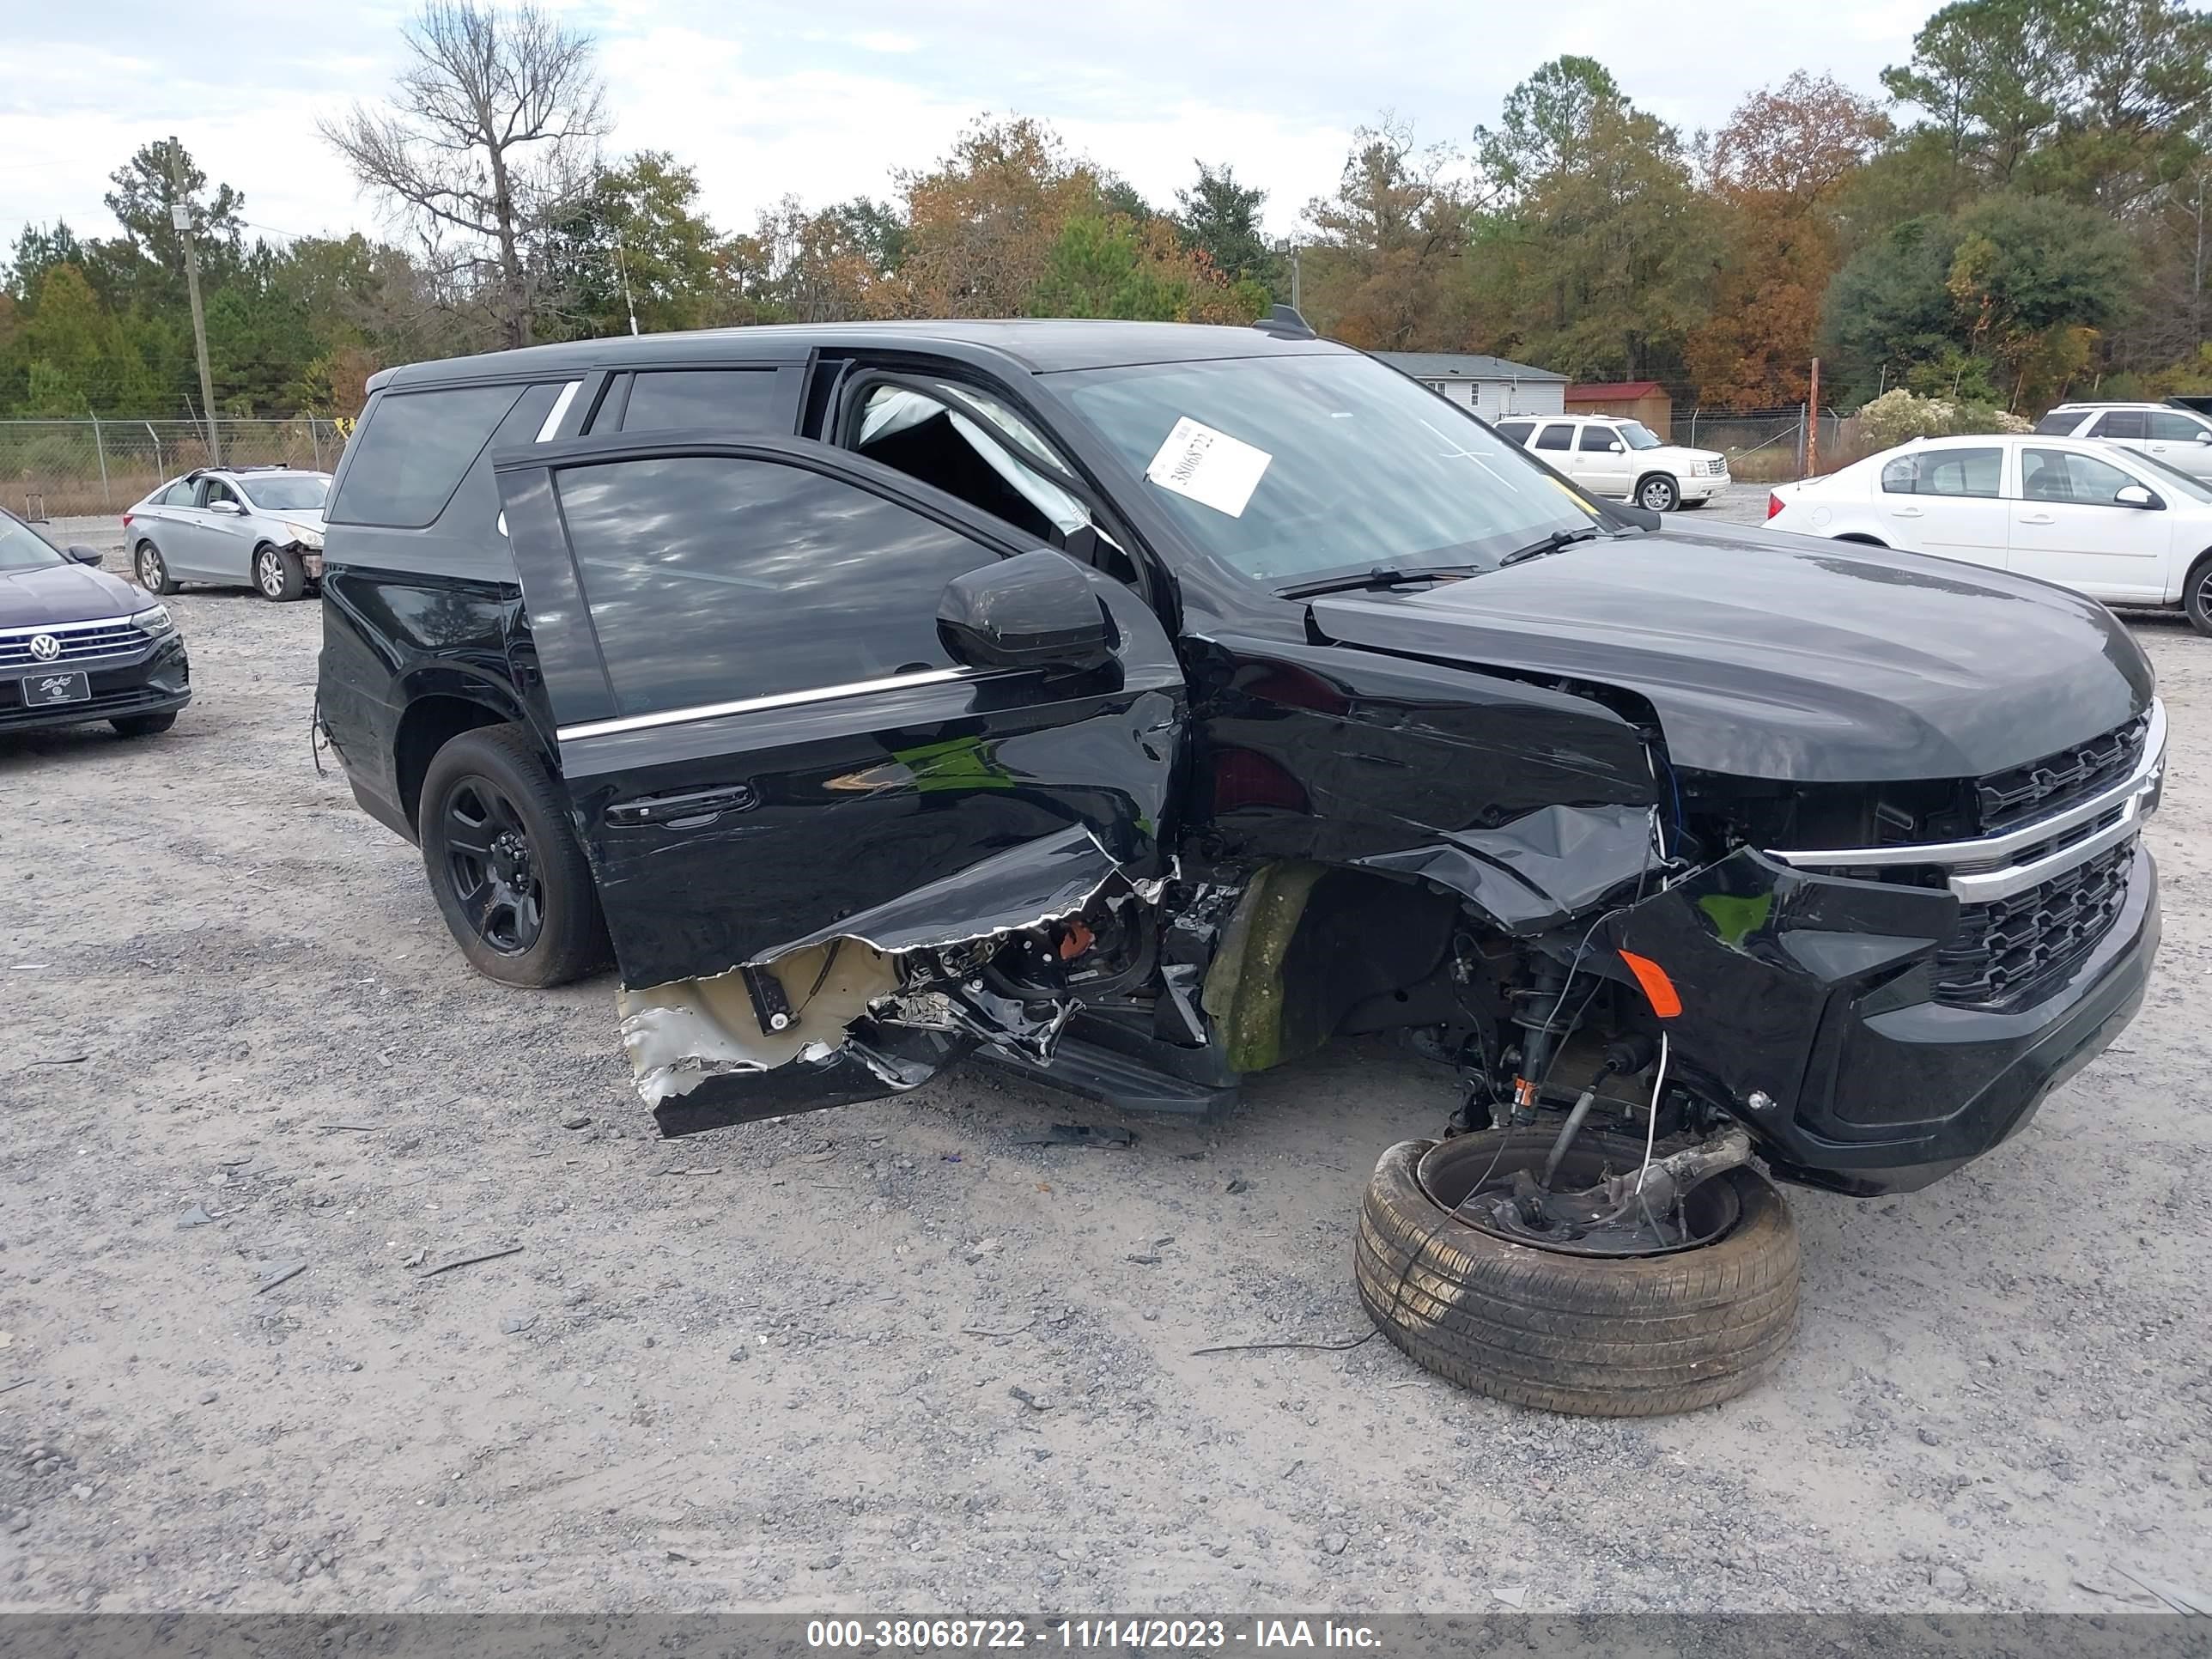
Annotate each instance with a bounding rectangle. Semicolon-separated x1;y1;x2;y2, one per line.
489;830;532;885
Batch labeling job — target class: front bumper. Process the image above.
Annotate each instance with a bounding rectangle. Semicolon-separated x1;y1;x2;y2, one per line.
1612;841;2158;1194
0;635;191;734
1680;471;1729;501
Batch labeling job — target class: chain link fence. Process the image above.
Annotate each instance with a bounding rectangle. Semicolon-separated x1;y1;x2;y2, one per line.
1677;408;1856;483
0;418;353;520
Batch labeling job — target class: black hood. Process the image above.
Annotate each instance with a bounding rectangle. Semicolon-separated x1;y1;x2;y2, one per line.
1310;526;2156;782
0;561;149;629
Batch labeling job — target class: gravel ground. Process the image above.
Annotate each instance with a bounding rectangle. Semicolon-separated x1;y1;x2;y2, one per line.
0;503;2205;1614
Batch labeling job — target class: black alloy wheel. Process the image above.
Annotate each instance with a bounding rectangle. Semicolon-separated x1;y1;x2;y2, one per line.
416;722;608;988
440;775;546;956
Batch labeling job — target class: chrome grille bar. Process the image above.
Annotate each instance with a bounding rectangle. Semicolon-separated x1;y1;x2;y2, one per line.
1766;699;2165;903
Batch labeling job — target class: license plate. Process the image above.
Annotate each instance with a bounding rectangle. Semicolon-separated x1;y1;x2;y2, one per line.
21;671;90;706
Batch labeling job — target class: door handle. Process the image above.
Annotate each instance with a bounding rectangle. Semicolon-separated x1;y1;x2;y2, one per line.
606;785;758;828
2018;513;2056;525
1891;506;1924;518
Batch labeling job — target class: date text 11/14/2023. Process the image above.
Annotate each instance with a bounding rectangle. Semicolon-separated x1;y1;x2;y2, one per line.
805;1619;1384;1650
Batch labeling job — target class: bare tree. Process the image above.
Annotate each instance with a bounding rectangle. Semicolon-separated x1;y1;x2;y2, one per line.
321;1;609;349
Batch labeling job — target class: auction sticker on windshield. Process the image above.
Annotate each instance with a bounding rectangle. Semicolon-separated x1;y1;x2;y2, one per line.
1145;416;1271;517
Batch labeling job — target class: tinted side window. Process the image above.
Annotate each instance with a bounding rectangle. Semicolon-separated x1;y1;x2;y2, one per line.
1493;422;1534;446
328;384;527;527
556;456;1002;714
2032;411;2081;435
2148;410;2204;441
1533;423;1573;451
2090;410;2148;441
1577;426;1617;451
619;370;784;434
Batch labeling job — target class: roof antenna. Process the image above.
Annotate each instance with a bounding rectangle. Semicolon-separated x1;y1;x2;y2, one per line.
1253;304;1316;341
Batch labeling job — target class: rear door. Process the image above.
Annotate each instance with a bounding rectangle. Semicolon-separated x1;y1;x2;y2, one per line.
2009;445;2172;601
492;434;1187;1115
1872;443;2009;570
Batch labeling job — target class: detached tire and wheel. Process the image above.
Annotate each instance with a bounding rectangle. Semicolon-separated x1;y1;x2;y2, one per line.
135;541;177;595
1355;1128;1800;1416
254;543;307;602
2185;555;2212;637
418;722;608;988
1637;474;1681;513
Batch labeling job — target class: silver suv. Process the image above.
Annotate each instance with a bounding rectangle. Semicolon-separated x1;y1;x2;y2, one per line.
124;466;332;601
2033;402;2212;481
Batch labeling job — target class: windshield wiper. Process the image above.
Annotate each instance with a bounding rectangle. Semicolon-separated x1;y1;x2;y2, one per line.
1276;564;1477;600
1498;527;1608;567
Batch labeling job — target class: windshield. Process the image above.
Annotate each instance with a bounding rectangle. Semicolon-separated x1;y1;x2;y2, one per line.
1059;354;1601;586
239;475;331;512
0;513;64;573
2123;449;2212;503
1620;422;1663;451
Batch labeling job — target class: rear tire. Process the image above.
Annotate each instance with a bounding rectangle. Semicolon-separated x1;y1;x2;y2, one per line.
1637;474;1680;513
419;722;608;988
2185;554;2212;637
111;711;178;738
254;543;307;602
1355;1130;1800;1416
134;541;177;595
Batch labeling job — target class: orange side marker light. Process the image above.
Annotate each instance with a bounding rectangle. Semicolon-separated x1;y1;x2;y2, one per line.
1619;950;1682;1019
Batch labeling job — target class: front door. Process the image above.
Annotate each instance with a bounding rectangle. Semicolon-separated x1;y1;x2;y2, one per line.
2010;446;2173;602
1873;444;2010;571
493;434;1187;1127
1573;423;1632;497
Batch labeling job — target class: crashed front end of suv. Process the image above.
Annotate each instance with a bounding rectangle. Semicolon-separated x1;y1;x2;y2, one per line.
611;526;2161;1201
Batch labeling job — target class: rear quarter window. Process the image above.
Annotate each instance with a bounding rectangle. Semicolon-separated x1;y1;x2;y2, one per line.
328;384;529;527
616;369;787;434
2032;411;2081;435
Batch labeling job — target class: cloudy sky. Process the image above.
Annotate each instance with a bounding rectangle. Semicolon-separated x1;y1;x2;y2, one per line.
3;0;1940;248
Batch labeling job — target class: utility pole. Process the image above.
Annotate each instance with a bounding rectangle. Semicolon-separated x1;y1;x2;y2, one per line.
1290;244;1301;311
615;234;641;337
169;137;220;465
1806;357;1822;477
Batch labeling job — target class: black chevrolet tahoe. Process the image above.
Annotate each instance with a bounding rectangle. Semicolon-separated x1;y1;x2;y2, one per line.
316;319;2160;1249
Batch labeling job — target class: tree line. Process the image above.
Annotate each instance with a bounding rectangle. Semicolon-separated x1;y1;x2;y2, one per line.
3;0;2208;424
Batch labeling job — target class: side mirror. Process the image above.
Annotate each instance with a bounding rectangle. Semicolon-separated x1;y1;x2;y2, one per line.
2114;484;2160;509
65;545;104;566
2195;431;2212;444
937;549;1114;675
1607;441;1625;453
210;499;241;515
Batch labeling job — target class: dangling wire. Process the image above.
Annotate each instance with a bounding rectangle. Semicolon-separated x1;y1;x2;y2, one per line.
1633;1029;1671;1195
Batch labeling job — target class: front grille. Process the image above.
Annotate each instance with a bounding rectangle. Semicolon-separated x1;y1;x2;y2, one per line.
1698;458;1729;477
0;620;147;669
1977;713;2148;833
1934;837;2135;1009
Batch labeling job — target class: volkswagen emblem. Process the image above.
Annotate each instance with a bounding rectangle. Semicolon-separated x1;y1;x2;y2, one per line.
27;634;61;663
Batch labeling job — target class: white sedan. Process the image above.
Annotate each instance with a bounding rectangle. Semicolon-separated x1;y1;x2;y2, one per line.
1766;434;2212;635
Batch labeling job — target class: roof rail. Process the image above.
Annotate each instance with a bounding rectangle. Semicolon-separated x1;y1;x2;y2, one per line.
1252;305;1316;341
